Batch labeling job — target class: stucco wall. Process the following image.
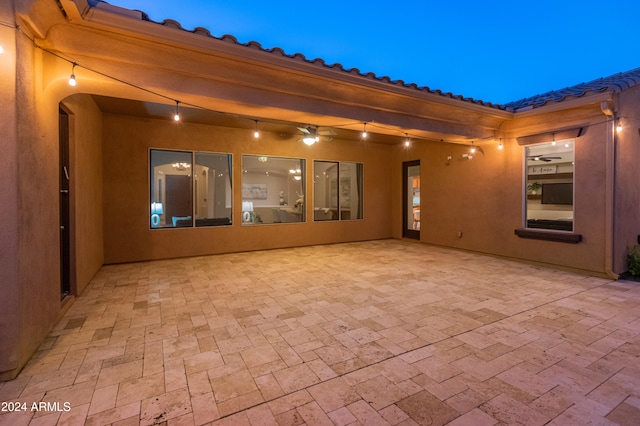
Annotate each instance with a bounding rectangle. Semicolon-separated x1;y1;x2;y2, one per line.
62;94;104;294
0;36;62;380
393;111;611;276
102;113;393;264
614;86;640;273
0;1;21;379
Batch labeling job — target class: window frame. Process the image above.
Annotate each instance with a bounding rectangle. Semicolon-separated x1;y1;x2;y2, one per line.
516;139;582;243
313;160;364;222
149;149;232;229
240;154;306;225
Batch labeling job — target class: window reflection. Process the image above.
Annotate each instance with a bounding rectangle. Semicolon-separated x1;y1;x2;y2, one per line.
194;152;232;227
241;155;305;225
150;150;193;228
314;161;363;221
525;140;574;231
150;149;232;228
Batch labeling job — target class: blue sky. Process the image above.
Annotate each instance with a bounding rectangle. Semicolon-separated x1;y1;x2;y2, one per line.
107;0;640;105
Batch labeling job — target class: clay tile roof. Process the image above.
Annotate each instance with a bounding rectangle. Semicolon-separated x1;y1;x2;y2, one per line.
94;2;640;113
94;1;506;110
504;67;640;111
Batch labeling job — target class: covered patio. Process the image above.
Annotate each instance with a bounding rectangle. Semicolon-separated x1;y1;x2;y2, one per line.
1;240;639;425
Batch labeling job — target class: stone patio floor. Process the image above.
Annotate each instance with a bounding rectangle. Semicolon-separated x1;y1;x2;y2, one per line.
2;239;640;425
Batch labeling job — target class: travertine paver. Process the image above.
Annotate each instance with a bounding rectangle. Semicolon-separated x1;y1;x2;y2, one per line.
1;239;640;425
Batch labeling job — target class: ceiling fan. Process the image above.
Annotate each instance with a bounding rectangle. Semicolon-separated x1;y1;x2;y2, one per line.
297;126;336;146
527;154;562;162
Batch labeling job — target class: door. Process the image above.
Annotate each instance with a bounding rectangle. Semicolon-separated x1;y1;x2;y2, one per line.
165;175;192;226
403;160;420;240
59;108;71;299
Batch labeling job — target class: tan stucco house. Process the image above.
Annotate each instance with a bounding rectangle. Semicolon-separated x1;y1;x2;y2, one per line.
1;0;639;380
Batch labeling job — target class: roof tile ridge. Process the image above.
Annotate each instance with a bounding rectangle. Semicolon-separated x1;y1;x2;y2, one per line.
92;1;507;110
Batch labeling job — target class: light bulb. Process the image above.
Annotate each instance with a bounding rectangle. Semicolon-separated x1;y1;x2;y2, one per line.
616;122;623;133
68;63;77;87
362;123;368;139
498;142;504;150
173;101;180;121
254;120;259;138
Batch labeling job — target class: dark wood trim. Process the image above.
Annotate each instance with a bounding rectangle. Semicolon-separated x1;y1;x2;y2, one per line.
515;228;582;244
527;173;573;181
517;126;585;145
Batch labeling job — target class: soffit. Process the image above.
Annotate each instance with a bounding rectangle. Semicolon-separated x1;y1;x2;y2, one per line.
82;1;508;112
91;95;403;145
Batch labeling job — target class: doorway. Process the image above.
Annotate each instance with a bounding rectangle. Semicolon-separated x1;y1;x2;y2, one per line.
59;108;71;299
403;160;420;240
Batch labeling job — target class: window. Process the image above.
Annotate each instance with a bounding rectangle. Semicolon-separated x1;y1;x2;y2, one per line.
150;149;232;228
313;161;363;221
524;140;574;232
241;155;305;224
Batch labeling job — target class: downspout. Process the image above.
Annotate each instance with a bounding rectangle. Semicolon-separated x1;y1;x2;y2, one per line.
601;98;619;279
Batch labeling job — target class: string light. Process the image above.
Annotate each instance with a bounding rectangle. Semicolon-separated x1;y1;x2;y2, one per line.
253;120;260;138
68;63;77;87
470;141;476;154
404;133;410;147
362;122;368;139
173;101;180;121
498;139;504;150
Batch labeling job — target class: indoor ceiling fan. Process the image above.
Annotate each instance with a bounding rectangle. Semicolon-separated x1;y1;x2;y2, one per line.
297;126;336;146
527;154;562;162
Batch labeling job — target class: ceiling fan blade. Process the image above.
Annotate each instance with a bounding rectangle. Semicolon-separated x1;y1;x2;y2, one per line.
319;130;337;136
297;127;310;134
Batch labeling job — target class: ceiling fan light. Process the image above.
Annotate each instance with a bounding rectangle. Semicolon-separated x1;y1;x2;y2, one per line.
303;136;316;146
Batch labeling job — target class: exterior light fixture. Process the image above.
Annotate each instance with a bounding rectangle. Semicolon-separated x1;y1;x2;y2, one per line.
254;120;260;138
362;122;368;139
173;101;180;121
404;133;410;147
616;120;623;133
68;63;77;87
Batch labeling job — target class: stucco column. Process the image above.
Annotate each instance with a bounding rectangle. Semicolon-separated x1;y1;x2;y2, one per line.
0;1;21;380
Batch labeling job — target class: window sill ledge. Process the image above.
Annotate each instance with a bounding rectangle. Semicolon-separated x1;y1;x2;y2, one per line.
515;228;582;244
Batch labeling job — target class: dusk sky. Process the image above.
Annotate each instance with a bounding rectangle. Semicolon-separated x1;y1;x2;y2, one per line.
107;0;640;105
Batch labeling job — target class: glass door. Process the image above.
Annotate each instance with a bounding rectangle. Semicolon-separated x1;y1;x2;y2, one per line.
403;160;420;239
